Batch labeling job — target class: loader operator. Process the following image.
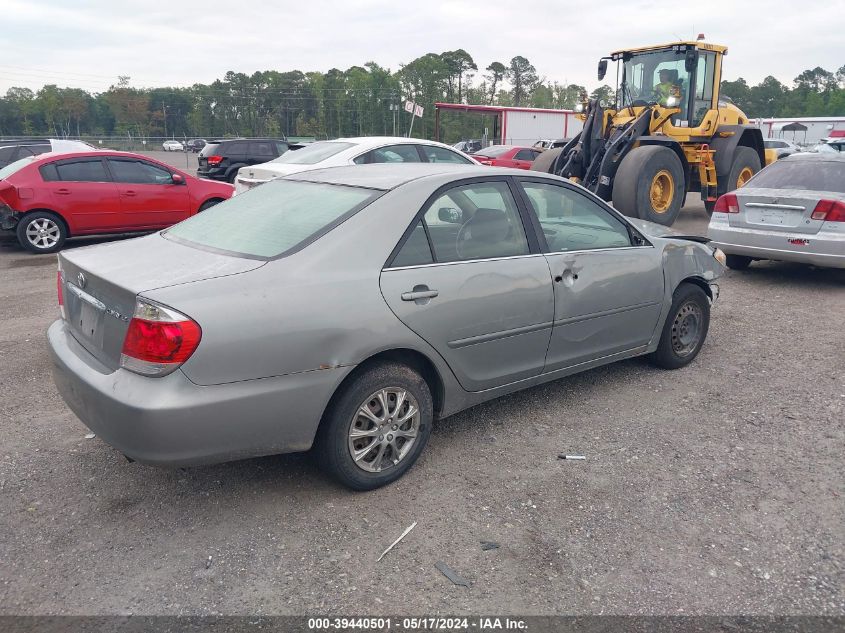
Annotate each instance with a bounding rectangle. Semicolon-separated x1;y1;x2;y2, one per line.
654;69;680;107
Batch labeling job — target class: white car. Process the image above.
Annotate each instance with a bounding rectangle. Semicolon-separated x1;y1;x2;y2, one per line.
233;137;477;194
162;140;184;152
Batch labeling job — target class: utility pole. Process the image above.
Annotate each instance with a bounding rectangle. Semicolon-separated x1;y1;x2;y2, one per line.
162;104;168;138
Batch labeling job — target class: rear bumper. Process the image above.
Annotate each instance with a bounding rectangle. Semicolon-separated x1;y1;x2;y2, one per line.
48;319;351;466
708;224;845;269
196;168;227;181
0;204;19;231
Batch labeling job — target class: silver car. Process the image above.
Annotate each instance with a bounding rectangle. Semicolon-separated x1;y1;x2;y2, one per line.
708;154;845;269
49;165;725;490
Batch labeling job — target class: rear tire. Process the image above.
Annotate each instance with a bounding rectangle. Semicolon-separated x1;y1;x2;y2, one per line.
727;146;761;191
612;145;684;226
726;254;752;270
16;211;67;254
314;362;433;490
649;283;710;370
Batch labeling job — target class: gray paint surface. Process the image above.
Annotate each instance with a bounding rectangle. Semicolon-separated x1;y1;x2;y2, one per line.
49;164;724;465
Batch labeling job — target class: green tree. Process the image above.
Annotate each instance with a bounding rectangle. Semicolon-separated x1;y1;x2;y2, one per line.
506;56;538;106
485;62;506;105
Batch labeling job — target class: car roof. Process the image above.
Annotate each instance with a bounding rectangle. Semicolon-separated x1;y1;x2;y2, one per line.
781;152;845;161
286;163;551;190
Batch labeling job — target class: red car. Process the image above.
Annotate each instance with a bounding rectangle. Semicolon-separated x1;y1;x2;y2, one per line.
0;151;234;253
473;145;542;169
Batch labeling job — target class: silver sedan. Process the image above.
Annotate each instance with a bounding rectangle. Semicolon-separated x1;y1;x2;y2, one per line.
49;164;725;489
708;154;845;269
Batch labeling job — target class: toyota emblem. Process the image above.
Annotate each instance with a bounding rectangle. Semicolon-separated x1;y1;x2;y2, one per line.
77;272;86;289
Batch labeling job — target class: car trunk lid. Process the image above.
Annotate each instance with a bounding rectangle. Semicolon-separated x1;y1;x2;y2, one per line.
58;233;264;370
731;188;832;235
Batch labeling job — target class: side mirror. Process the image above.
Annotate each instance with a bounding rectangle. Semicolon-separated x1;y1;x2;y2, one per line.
685;49;696;73
598;59;608;81
438;207;462;223
171;173;185;185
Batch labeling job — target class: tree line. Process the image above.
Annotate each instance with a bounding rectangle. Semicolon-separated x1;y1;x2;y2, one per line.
0;50;842;144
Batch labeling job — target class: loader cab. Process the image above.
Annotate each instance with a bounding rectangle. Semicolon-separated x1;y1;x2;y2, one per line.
612;42;724;129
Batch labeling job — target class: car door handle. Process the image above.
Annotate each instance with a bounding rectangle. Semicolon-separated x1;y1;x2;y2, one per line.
401;289;439;301
55;188;71;195
121;190;137;197
554;269;579;283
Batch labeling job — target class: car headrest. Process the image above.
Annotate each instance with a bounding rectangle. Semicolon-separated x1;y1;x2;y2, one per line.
464;208;511;243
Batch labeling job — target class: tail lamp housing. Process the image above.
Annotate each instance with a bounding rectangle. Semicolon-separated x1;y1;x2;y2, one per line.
120;300;201;377
811;199;845;222
205;155;224;166
713;193;739;214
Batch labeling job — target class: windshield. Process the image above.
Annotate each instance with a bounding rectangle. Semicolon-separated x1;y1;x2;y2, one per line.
748;160;845;194
0;156;37;180
620;49;691;114
271;141;355;165
164;179;381;258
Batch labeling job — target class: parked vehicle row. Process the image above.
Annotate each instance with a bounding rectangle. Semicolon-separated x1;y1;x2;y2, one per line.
197;138;294;183
48;163;726;489
162;139;207;152
0;151;233;253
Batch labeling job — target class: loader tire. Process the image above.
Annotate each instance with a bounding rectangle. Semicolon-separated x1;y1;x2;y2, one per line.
531;147;566;174
612;145;684;226
727;146;761;191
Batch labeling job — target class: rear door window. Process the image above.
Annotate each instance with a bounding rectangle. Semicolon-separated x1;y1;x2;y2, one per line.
419;145;473;164
515;149;538;161
54;159;110;182
249;141;276;157
355;144;421;164
199;143;220;157
165;180;381;259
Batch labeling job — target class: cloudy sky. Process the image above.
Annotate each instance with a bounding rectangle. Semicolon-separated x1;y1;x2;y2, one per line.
0;0;841;95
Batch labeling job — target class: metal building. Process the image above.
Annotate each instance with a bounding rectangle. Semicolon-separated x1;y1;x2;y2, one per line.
434;103;583;147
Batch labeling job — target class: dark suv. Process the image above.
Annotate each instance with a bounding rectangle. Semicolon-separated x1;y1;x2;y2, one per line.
197;139;291;182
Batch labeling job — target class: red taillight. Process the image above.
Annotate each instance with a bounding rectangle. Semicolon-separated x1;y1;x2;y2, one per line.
713;193;739;213
120;301;201;376
205;155;223;166
810;199;845;222
477;159;493;166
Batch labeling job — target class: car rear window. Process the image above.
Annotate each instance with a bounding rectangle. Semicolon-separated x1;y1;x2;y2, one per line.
271;142;355;165
474;145;512;158
164;179;381;259
0;156;37;180
748;160;845;194
199;143;220;157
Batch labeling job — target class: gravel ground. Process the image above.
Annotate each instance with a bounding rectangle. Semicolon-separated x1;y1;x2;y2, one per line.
0;185;842;616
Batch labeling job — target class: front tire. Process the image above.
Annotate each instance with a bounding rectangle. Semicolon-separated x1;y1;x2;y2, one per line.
16;211;67;254
612;145;685;226
315;362;433;490
649;283;710;369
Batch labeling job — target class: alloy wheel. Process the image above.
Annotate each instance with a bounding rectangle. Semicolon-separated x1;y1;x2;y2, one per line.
347;388;420;473
25;218;61;250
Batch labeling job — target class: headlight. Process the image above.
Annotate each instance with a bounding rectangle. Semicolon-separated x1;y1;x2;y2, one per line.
665;96;679;108
713;247;726;266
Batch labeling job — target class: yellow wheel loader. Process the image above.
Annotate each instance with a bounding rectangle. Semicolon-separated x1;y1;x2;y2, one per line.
533;41;775;225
